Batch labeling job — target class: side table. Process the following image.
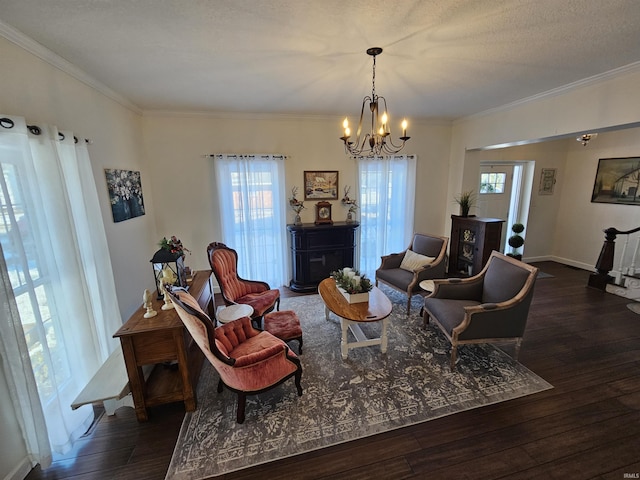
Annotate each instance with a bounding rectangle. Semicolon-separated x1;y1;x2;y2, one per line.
113;271;213;421
216;303;254;324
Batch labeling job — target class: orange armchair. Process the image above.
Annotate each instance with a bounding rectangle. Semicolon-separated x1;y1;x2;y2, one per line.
207;242;280;325
167;287;302;423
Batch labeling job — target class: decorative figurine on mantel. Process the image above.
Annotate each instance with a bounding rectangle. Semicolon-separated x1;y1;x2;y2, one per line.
160;266;177;310
341;186;358;223
289;186;305;225
142;289;157;318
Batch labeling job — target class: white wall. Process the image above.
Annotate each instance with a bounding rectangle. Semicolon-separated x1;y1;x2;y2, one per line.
451;66;640;270
141;113;453;273
554;128;640;269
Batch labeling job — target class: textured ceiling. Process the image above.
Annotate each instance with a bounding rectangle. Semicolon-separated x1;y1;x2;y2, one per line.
1;0;640;120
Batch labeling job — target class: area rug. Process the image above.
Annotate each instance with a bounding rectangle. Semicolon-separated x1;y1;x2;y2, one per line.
165;288;552;480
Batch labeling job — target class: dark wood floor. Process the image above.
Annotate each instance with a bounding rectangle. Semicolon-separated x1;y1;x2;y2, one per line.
26;261;640;480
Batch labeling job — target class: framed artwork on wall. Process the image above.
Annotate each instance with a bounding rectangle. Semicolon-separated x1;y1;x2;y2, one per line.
304;170;339;200
539;168;557;195
105;168;146;222
591;157;640;205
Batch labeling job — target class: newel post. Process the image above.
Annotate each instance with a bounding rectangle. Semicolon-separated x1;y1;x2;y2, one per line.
588;227;618;290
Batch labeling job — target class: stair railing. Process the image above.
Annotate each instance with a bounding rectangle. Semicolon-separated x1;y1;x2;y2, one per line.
588;226;640;290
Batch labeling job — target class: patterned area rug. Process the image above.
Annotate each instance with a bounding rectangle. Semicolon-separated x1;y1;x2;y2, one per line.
165;288;552;480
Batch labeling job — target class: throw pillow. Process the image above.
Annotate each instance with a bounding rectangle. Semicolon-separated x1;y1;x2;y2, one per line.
399;249;435;272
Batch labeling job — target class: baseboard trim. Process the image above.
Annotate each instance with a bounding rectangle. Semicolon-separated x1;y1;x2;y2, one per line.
524;255;594;272
5;456;33;480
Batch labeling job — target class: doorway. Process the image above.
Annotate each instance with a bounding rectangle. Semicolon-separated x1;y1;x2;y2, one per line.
477;162;532;253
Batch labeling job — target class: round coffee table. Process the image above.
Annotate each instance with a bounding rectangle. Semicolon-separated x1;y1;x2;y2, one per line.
216;304;254;324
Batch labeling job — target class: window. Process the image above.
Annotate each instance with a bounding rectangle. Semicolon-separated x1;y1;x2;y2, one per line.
480;172;506;194
357;155;416;278
1;161;72;402
213;154;287;287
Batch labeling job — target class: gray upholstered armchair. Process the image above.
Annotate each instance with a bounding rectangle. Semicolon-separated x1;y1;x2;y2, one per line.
423;251;538;369
375;233;448;315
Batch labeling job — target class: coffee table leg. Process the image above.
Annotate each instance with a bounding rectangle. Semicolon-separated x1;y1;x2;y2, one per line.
325;305;330;321
340;318;349;360
381;317;390;354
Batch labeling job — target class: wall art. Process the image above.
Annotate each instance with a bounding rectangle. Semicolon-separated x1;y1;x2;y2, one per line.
591;157;640;205
304;171;339;200
105;168;146;222
538;168;557;195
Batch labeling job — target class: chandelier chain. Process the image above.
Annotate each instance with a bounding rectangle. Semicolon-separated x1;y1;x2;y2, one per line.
371;54;376;99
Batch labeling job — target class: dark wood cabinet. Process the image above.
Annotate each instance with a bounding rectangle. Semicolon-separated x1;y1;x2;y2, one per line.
449;216;504;276
287;222;359;293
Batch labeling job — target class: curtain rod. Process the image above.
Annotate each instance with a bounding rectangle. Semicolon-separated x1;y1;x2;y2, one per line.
0;117;92;144
202;154;287;159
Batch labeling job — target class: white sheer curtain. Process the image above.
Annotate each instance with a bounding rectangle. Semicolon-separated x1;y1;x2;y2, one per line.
356;155;417;278
0;115;121;460
0;243;52;469
213;154;288;287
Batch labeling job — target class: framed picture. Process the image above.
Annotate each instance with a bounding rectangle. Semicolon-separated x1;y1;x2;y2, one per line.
539;168;557;195
304;171;339;200
105;169;146;222
591;157;640;205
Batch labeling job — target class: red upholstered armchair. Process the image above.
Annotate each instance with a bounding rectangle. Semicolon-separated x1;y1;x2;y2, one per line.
167;287;302;423
207;242;280;325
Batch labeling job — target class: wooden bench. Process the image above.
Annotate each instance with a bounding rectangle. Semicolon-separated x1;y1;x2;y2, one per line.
71;347;134;415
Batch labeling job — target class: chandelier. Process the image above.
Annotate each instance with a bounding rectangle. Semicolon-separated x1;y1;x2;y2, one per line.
340;47;410;156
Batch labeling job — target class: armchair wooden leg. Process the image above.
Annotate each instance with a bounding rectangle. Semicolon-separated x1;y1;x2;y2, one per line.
514;338;522;360
422;313;430;328
294;370;303;396
236;392;246;424
450;345;458;370
406;296;411;316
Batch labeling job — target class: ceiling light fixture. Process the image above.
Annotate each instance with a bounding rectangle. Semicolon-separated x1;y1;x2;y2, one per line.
577;133;597;146
340;47;410;156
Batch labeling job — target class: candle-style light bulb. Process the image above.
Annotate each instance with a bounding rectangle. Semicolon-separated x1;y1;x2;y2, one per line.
343;117;349;134
381;112;388;125
345;127;351;136
401;119;408;137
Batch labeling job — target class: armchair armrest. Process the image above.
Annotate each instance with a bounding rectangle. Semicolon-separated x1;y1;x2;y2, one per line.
378;251;406;270
430;276;484;301
233;342;287;367
238;278;271;293
454;292;534;340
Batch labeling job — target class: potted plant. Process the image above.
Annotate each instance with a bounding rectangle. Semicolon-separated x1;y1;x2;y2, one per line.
454;190;476;217
507;223;525;260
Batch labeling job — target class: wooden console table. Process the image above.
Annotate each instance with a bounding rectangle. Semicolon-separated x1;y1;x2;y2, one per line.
113;271;213;421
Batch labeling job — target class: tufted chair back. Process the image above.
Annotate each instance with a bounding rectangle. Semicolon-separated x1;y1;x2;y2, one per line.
207;242;280;322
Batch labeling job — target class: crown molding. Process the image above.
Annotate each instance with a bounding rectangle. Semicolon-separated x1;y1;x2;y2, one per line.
0;20;141;114
457;61;640;125
142;109;452;127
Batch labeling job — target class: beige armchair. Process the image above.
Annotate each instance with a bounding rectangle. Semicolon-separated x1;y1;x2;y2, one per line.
375;233;448;315
423;251;538;369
